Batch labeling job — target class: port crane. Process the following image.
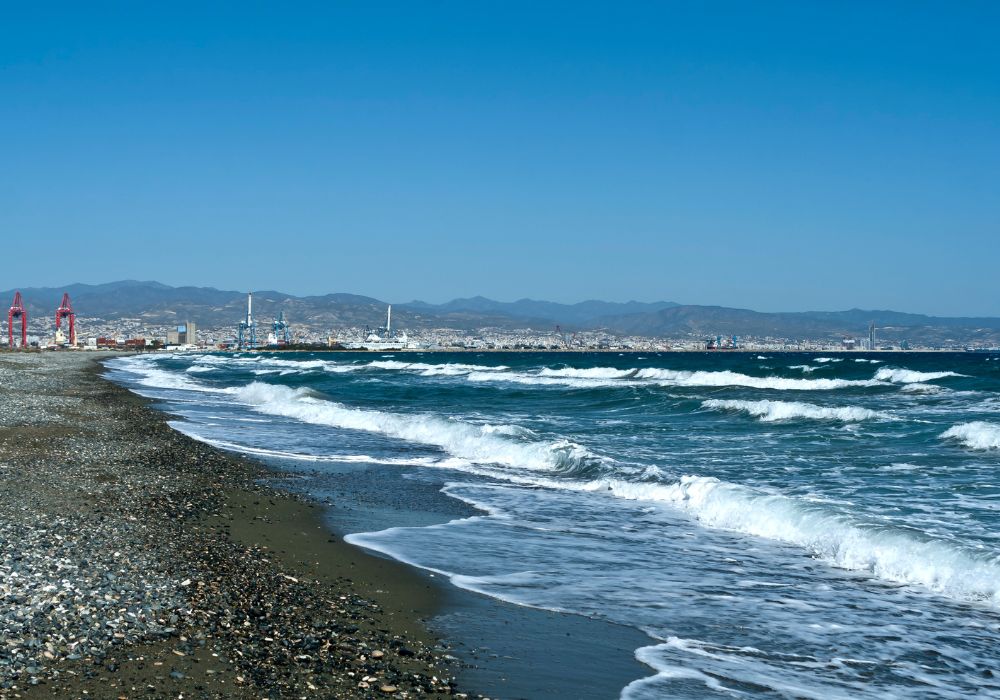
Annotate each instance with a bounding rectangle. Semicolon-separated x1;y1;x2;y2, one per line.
55;293;76;346
8;291;27;348
271;310;291;346
237;292;257;350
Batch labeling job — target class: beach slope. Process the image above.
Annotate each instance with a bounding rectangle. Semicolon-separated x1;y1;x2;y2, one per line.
0;352;459;699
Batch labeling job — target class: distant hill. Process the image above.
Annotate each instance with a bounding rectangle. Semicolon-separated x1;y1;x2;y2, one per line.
0;281;544;331
596;305;1000;344
2;281;998;344
403;297;679;325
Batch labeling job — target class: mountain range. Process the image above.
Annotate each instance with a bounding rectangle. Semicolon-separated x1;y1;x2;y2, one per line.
2;281;998;345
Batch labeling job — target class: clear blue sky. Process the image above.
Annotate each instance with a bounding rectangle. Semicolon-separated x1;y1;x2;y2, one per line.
2;2;997;316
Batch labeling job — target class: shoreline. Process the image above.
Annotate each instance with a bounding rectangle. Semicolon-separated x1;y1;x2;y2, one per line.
102;351;659;699
0;352;462;698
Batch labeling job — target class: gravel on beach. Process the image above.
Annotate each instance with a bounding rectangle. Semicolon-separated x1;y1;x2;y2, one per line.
0;352;467;699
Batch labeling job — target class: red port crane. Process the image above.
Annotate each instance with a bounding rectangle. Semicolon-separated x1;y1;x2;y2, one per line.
55;293;76;346
8;291;27;348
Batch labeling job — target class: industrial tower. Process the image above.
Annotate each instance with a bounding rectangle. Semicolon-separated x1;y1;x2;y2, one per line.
7;291;27;348
237;292;257;350
55;293;76;346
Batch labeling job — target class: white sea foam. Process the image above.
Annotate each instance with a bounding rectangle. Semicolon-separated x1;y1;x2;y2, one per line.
634;368;880;391
813;357;842;363
227;381;598;472
880;462;921;472
623;637;860;700
940;422;1000;450
170;427;447;466
789;364;819;373
467;371;611;388
702;399;893;423
352;463;1000;609
604;475;1000;606
539;367;636;380
496;366;884;391
364;360;509;376
622;649;732;699
874;367;964;384
111;359;213;392
900;383;944;394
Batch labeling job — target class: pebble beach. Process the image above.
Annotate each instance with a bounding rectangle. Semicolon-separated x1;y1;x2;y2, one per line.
0;352;462;699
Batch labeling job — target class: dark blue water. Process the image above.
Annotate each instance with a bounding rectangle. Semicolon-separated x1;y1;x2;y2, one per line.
106;351;1000;698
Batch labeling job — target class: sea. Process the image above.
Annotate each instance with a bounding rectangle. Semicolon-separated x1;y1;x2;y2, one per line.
105;350;1000;699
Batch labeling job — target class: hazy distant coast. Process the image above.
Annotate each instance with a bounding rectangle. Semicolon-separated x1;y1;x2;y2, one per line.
4;281;1000;350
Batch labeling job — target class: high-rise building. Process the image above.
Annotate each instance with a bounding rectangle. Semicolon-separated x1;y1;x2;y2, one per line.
167;321;198;345
182;321;197;344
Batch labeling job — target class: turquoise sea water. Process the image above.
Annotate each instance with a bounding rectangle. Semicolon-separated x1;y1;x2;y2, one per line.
107;351;1000;698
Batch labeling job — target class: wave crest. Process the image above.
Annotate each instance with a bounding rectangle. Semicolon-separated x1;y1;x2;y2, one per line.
940;421;1000;450
606;476;1000;605
875;367;964;384
228;381;602;473
702;399;892;423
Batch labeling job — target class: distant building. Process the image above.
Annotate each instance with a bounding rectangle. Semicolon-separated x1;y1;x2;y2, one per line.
167;321;198;345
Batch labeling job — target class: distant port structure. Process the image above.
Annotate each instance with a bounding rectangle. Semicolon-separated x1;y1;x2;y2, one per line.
54;293;77;346
7;291;27;348
343;306;412;350
234;292;294;349
4;291;80;348
268;310;291;346
237;292;257;350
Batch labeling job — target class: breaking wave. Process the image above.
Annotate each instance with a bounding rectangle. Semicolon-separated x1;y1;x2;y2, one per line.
106;357;220;392
227;381;601;473
605;476;1000;606
540;366;637;380
874;367;964;384
491;366;885;391
702;399;893;423
940;421;1000;450
365;360;510;376
635;368;881;391
900;383;944;394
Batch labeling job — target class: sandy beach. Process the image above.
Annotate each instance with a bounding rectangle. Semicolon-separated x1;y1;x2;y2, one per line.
0;352;461;699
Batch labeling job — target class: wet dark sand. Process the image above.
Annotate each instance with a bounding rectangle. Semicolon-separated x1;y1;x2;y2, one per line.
266;462;655;700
